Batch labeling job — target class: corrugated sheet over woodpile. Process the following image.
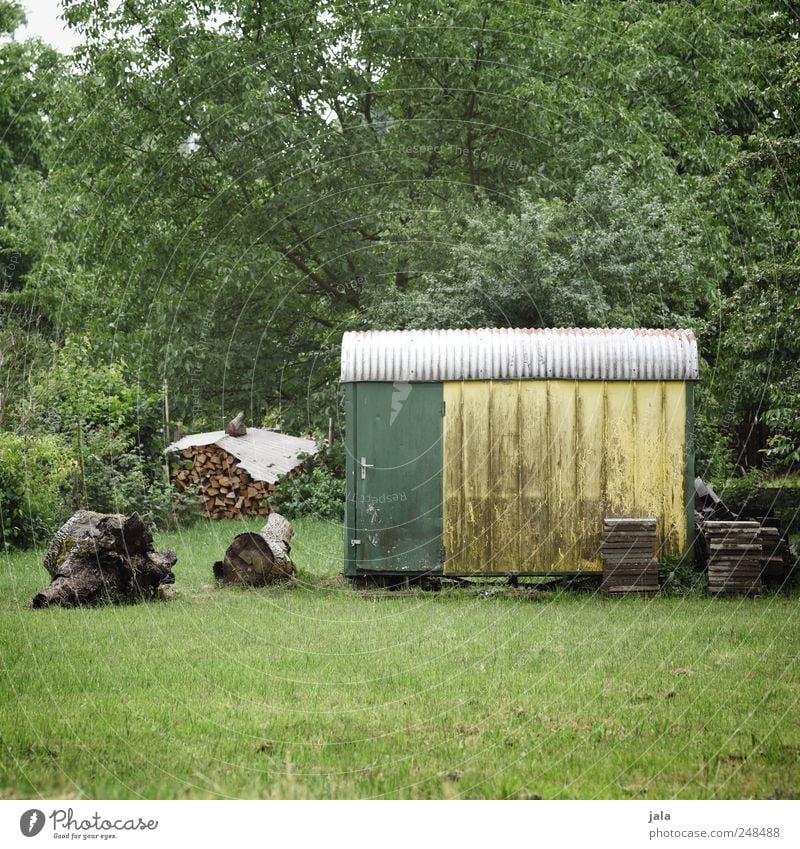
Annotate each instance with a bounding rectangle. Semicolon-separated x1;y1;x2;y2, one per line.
166;428;318;519
341;327;699;383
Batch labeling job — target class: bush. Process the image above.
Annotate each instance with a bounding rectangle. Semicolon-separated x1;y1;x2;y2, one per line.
694;397;738;485
270;443;345;521
0;432;72;548
25;335;188;528
78;442;197;530
658;554;705;595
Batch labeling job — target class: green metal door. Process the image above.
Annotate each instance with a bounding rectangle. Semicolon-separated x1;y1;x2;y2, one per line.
345;382;443;574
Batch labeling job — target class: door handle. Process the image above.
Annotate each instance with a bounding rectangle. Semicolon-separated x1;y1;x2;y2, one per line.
360;457;375;479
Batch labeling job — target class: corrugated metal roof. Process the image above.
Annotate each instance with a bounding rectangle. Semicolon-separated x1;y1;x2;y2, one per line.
340;328;698;382
166;428;318;484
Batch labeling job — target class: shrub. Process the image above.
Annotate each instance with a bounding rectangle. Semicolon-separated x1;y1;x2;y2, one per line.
658;554;705;595
78;441;197;530
0;432;71;548
270;443;345;521
25;335;187;528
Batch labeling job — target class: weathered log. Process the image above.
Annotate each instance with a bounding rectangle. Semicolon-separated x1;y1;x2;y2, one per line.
225;411;247;437
213;512;294;586
33;511;176;608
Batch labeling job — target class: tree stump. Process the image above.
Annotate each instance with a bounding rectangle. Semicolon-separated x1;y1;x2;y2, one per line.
32;511;177;608
213;512;294;586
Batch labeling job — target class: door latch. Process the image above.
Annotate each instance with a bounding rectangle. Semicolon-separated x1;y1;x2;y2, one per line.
360;457;374;480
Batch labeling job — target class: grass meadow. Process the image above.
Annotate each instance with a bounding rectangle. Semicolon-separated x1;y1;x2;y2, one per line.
1;517;799;799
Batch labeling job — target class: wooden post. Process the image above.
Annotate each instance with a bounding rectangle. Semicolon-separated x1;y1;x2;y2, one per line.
328;416;334;448
77;416;85;505
163;377;170;481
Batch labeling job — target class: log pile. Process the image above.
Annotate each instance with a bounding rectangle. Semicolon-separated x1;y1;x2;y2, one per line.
213;513;294;586
600;518;660;594
33;511;176;608
704;520;762;595
171;444;272;519
758;526;792;587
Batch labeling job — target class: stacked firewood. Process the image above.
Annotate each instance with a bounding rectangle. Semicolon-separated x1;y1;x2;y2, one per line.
758;526;792;587
171;444;272;519
704;520;762;595
600;518;660;594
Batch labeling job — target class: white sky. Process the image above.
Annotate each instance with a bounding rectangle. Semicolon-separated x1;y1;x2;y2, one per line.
18;0;83;53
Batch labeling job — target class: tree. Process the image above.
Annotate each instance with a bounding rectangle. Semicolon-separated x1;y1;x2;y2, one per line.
366;166;718;330
699;5;800;473
0;1;59;428
5;0;795;483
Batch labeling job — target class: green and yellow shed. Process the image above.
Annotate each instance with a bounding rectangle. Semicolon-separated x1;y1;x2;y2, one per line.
342;328;698;579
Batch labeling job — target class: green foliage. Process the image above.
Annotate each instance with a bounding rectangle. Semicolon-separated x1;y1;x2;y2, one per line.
23;336;181;526
694;380;739;484
78;444;196;529
0;2;58;204
33;336;160;442
270;444;345;520
0;0;797;488
700;12;800;473
368;167;717;330
715;468;770;507
0;3;60;431
0;431;71;547
6;0;758;428
658;554;706;596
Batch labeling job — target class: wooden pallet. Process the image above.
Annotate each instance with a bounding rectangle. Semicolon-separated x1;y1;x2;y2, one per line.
600;518;659;595
759;527;792;586
703;521;763;595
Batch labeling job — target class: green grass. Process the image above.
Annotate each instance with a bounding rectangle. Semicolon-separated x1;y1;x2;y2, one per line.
1;517;799;799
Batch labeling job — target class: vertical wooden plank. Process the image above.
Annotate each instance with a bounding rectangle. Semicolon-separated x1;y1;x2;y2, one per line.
634;382;666;552
488;381;520;573
519;380;548;571
443;382;464;574
576;382;605;572
460;381;492;573
685;381;695;559
548;380;578;571
663;381;687;555
605;382;636;518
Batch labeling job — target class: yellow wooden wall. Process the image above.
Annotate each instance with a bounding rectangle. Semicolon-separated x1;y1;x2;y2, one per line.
442;380;687;575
